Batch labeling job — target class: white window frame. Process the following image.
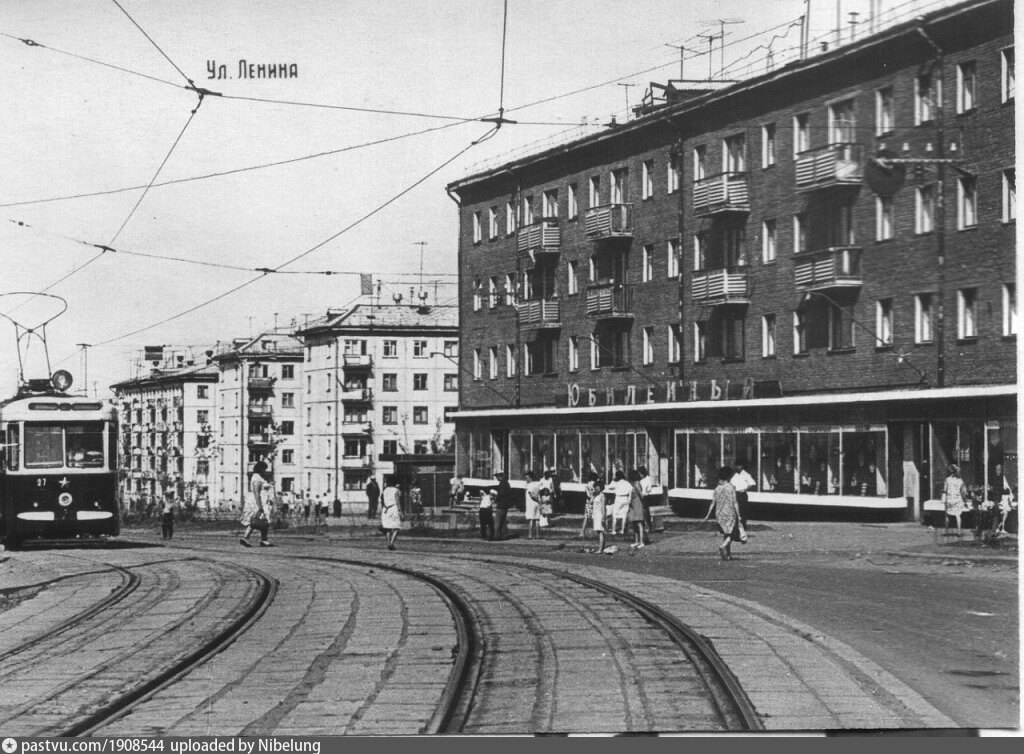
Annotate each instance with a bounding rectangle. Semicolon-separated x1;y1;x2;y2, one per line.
693;322;706;362
472;280;482;311
642;244;653;282
875;87;894;135
915;72;941;125
723;133;746;173
957;288;978;339
522;194;534;225
473;349;481;380
568;336;579;372
667;239;680;278
956;61;977;113
505;200;516;235
488;277;498;308
793;311;807;355
693;146;706;181
488;207;498;239
667;159;680;193
489;346;498;379
915;293;934;344
762;219;776;263
642;160;654;200
1003;168;1017;223
610;168;628;203
588;175;600;207
1003;283;1017;336
589;334;599;371
761;123;776;168
957;176;977;229
543;189;558;219
793;214;806;254
668;324;681;363
793;112;810;155
761;314;776;357
915;185;935;234
567;261;578;295
504;272;516;306
828;98;856;144
472;211;482;243
642;327;654;365
1002;46;1015;103
876;196;894;241
505;344;516;378
568;183;578;219
876;299;894;347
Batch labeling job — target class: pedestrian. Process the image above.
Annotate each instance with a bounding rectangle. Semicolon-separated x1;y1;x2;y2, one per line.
380;476;402;550
492;471;513;540
240;461;273;547
730;461;754;543
303;494;311;526
638;465;654;544
627;469;647;550
580;473;599;539
161;495;175;541
450;473;466;506
319;495;331;533
479;488;495;540
992;464;1015;534
701;466;741;561
333;497;342;518
366;477;381;520
605;470;632;537
525;470;543;539
584;474;609;553
943;464;971;537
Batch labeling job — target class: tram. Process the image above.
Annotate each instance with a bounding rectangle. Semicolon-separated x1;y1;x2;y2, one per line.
0;370;120;548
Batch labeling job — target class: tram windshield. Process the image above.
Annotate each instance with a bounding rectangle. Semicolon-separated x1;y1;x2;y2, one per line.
23;422;105;469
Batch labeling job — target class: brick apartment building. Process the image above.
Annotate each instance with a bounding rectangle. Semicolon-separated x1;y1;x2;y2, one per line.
447;0;1016;519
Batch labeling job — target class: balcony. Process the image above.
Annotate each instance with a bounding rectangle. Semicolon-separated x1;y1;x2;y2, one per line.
517;218;561;260
584;203;633;240
341;421;373;436
518;298;561;330
340;456;373;469
795;143;864;191
586;283;635;320
341;386;373;402
342;354;373;371
693;173;750;216
248;433;274;447
691;268;750;306
247;377;275;391
794;246;864;291
247;404;274;418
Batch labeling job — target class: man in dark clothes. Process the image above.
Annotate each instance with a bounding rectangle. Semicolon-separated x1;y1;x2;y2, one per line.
491;471;514;541
365;477;381;520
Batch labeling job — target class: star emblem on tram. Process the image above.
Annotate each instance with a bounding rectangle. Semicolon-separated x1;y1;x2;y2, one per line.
59;477;70;488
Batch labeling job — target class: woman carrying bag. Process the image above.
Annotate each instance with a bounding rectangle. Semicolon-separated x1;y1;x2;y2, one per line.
240;461;273;548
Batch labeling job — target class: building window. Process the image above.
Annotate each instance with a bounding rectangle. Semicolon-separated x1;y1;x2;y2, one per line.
305;406;312;426
828;304;855;351
915;71;941;124
505;344;516;378
957;176;977;229
522;194;534;225
472;211;482;243
443;406;457;423
382;406;398;425
793;311;808;355
710;313;745;360
413;373;428;390
197;385;209;399
443;340;458;358
197;409;209;424
694;321;707;363
589;335;599;370
876;299;894;347
1003;169;1016;222
762;219;776;263
1002;47;1015;103
761;123;776;168
668;158;680;193
505;200;516;235
488;347;498;380
413;340;427;357
915;185;935;234
488;277;498;308
723;133;746;173
667;239;680;278
543;188;559;218
567;261;578;295
957;288;978;339
588;257;596;282
956;61;977;113
280;449;294;465
568;336;579;372
793;214;807;254
693;146;706;181
382;439;398;456
473;349;481;380
668;324;681;363
876;196;894;240
694;232;706;271
382;373;397;392
567;183;578;219
642;245;653;282
414;440;429;454
281;392;294;408
488;206;499;239
610;168;628;203
383;339;398;359
443;373;458;391
642;160;654;199
588;175;600;207
762;314;776;357
642;327;654;365
793;112;810;155
343;438;364;458
281;365;294;379
1003;283;1017;336
875;87;894;135
828;98;856;144
279;421;294;435
344;407;367;423
915;293;934;343
593;328;629;368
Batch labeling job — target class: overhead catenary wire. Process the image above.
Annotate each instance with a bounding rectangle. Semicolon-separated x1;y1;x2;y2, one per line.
110;0;193;86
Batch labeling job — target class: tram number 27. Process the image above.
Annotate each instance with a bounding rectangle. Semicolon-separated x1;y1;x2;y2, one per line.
37;478;47;487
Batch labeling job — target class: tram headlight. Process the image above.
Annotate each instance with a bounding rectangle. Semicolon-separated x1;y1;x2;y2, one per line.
58;492;73;507
51;370;73;391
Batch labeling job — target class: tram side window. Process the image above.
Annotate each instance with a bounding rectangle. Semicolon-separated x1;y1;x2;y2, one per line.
66;423;105;468
4;425;19;470
24;425;63;468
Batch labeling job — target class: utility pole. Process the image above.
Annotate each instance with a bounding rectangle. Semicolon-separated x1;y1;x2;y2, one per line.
618;82;635;119
697;33;718;80
665;44;685;80
77;343;90;395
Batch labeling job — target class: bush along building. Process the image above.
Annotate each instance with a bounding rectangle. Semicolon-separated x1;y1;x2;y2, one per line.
446;0;1015;521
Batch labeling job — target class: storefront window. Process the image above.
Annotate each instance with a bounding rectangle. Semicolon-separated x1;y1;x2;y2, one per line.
723;433;759;491
841;430;887;496
800;431;840;495
471;430;493;479
674;433;688;487
761;432;797;492
987;420;1017;504
688;433;720;489
509;432;531;479
556;432;580;482
932;421;985;501
533;432;555;474
581;433;607;483
607;431;629;477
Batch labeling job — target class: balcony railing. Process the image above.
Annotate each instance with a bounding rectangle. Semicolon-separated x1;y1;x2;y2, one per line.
691;268;751;305
341;386;373;402
342;354;373;370
247;404;274;417
794;246;863;290
693;172;750;215
341;421;373;436
340;456;373;469
247;433;274;446
517;219;561;257
584;203;633;239
247;377;275;390
586;283;635;319
519;298;561;329
795;143;864;190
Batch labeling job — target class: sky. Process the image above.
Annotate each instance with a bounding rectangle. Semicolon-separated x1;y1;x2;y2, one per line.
0;0;966;396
